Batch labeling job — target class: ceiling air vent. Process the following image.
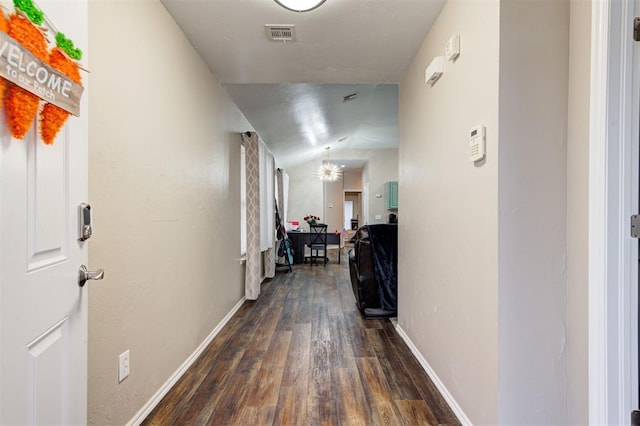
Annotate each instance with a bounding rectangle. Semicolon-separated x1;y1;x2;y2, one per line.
342;92;358;103
265;25;296;42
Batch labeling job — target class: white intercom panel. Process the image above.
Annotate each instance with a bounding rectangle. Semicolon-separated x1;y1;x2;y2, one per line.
469;125;486;162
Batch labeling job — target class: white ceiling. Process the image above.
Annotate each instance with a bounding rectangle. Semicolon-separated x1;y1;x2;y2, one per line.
224;83;398;166
161;0;446;167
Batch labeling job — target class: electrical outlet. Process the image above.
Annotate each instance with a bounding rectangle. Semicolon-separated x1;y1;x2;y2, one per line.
118;350;130;382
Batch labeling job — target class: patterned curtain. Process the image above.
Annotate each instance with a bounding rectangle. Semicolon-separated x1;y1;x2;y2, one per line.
263;153;276;279
241;132;261;300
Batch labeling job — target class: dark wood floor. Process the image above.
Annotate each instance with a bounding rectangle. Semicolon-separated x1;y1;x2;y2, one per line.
142;256;459;425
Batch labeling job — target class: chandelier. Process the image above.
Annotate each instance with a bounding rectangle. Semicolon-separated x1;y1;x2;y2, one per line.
274;0;327;12
316;147;342;182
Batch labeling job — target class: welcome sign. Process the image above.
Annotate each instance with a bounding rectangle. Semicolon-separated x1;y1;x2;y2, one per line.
0;31;83;116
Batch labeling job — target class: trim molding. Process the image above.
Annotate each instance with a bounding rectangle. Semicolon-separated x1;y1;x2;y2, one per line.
588;0;639;424
587;1;610;421
126;297;247;426
394;324;472;425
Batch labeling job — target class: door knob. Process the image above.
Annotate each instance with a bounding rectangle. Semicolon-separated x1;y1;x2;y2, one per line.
78;265;104;287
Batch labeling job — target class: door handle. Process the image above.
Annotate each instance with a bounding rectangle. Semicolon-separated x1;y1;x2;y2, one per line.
78;265;104;287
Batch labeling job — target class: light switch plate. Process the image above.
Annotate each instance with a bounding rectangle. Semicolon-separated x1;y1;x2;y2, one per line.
119;350;130;382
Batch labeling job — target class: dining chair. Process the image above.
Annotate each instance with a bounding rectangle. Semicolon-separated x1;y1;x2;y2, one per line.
305;223;328;265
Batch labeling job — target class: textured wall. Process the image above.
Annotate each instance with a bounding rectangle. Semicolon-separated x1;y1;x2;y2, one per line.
343;171;363;191
399;0;574;423
324;179;344;234
566;0;590;423
361;149;399;224
87;1;250;423
497;0;569;423
398;1;500;423
286;159;325;228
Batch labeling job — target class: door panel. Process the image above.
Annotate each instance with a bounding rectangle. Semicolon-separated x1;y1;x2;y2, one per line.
27;319;67;425
0;0;88;424
28;126;69;270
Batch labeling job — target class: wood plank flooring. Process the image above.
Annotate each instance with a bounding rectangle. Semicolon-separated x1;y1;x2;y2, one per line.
142;256;459;425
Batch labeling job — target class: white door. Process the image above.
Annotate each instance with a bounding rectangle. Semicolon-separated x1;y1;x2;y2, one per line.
0;0;89;424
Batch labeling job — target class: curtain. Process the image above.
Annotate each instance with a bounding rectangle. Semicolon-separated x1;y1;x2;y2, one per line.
241;132;261;300
242;132;277;297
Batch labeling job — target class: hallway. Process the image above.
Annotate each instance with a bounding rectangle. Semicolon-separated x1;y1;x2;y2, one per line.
142;260;458;425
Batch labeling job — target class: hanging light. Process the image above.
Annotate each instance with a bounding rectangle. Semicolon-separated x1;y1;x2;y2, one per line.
274;0;326;12
317;146;342;182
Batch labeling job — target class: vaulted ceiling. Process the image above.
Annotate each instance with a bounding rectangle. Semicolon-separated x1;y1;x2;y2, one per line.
161;0;446;167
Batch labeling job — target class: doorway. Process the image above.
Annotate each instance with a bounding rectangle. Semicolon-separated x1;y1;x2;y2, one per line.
344;191;362;230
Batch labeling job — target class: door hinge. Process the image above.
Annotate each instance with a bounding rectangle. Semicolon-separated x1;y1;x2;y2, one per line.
635;17;640;42
631;215;640;238
631;410;640;426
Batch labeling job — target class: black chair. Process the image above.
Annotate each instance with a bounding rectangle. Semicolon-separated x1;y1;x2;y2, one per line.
305;223;328;265
348;224;398;317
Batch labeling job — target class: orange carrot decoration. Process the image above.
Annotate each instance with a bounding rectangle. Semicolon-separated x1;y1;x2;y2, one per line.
0;11;8;108
40;47;81;144
4;13;48;139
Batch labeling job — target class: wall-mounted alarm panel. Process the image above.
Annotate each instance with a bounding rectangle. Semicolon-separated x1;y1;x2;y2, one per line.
425;56;444;86
445;34;460;61
469;125;486;162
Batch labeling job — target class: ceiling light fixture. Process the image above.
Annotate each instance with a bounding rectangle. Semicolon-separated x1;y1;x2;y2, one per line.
274;0;326;12
317;163;342;182
317;147;342;182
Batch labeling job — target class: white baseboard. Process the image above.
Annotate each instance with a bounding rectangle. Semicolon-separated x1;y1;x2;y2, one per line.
127;296;247;426
394;324;472;425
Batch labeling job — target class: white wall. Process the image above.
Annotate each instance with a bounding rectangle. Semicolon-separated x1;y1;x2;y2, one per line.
343;170;363;191
398;1;500;423
87;1;251;423
497;0;569;423
399;0;575;424
286;159;324;228
361;149;399;224
324;178;344;234
566;0;590;422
